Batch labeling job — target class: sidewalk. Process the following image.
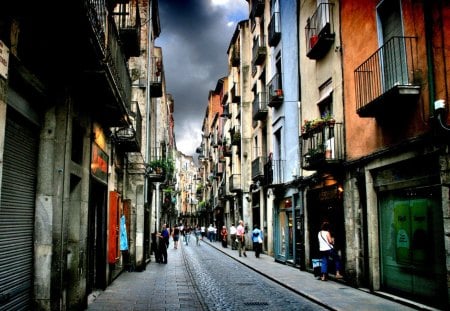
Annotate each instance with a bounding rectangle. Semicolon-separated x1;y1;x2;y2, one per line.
204;239;439;311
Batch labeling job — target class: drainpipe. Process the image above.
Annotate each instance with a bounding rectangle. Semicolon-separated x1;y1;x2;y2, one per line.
425;0;450;132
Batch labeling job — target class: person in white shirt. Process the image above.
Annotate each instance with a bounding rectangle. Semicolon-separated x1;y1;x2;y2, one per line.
229;223;237;250
318;221;343;281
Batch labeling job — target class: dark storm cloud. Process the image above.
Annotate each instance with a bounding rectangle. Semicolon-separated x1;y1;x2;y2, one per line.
157;0;247;155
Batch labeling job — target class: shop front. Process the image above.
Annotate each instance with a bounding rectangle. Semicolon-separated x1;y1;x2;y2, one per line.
370;156;447;309
274;193;303;266
306;183;345;274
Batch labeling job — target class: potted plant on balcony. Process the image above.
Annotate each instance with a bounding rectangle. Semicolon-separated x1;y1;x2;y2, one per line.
147;158;174;180
305;146;325;165
322;113;336;127
232;132;241;145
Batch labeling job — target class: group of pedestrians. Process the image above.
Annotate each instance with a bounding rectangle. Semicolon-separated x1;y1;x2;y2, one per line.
156;220;344;282
171;223;204;247
206;220;265;259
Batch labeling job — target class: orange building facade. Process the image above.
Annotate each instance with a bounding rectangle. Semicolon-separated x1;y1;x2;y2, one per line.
341;0;450;308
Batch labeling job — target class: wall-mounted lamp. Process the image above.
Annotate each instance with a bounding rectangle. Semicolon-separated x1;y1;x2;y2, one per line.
434;99;450;132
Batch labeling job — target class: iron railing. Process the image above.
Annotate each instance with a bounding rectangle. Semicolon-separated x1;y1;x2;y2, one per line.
252;35;267;66
301;122;344;170
268;12;281;47
268;73;283;107
354;36;419;112
252;92;268;120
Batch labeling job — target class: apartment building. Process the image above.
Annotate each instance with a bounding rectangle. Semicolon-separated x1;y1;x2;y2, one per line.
340;0;449;308
0;1;163;309
299;0;345;273
209;0;450;308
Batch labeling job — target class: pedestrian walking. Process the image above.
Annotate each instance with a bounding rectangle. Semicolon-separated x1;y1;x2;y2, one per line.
195;224;202;246
172;225;180;249
220;226;228;248
318;221;343;281
185;225;191;245
207;224;214;242
201;225;206;239
251;225;263;258
236;220;247;257
229;223;237;250
158;224;169;264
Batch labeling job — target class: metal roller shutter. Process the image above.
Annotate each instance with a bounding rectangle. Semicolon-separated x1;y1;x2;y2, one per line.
0;109;39;311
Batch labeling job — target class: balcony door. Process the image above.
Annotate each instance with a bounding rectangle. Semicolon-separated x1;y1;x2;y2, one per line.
377;0;407;91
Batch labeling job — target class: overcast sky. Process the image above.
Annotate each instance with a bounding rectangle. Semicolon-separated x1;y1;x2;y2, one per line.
156;0;248;157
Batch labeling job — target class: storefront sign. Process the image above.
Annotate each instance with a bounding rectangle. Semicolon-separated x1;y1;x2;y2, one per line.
91;143;108;183
0;40;9;79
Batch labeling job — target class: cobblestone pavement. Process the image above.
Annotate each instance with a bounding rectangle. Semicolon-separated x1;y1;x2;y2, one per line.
182;238;327;311
205;239;438;311
86;238;326;311
87;238;439;311
85;240;205;311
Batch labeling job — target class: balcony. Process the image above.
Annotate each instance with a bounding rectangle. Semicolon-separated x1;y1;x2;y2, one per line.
305;3;335;60
252;92;268;121
250;0;265;18
268;12;281;47
222;143;232;157
215;162;224;177
150;56;163;97
301;122;344;171
113;101;142;152
231;45;240;67
229;174;242;193
114;1;141;58
231;125;241;145
146;157;168;182
231;83;241;103
252;36;267;66
80;0;132;127
252;156;266;181
355;36;420;117
265;160;285;187
267;73;283;108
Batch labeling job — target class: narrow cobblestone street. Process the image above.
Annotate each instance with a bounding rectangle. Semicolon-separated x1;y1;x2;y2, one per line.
86;237;425;311
86;238;327;311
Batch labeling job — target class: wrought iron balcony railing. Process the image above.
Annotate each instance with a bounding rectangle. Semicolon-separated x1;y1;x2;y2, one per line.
301;122;344;171
267;73;283;108
305;2;335;60
252;92;268;121
268;12;281;47
150;56;163;97
252;35;267;66
231;83;241;103
354;36;420;117
265;159;285;186
84;0;132;126
113;1;141;58
229;173;242;193
231;124;241;145
252;156;266;181
231;44;240;67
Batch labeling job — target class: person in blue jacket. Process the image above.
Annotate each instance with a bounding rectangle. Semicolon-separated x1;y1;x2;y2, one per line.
251;225;264;258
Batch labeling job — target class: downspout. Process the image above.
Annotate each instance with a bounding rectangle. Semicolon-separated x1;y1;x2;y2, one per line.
145;3;152;233
425;0;450;131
